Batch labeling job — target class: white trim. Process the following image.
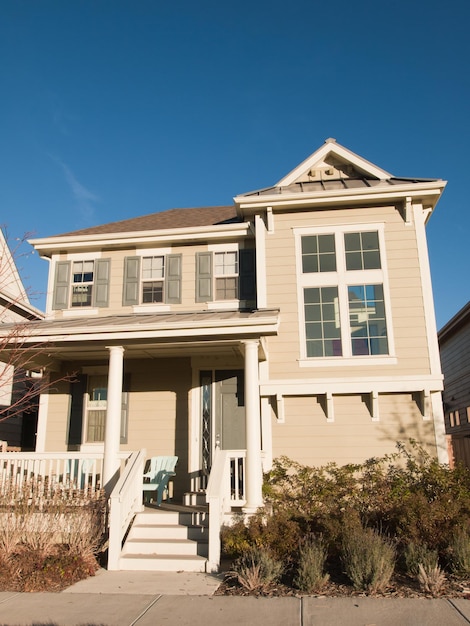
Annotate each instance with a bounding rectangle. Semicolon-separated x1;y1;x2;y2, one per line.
35;375;50;452
413;202;442;378
63;308;99;317
325;392;335;422
235;183;445;211
299;356;398;368
30;223;251;256
133;304;171;313
431;391;449;464
208;301;241;310
275;141;392;187
260;375;444;396
136;247;172;257
255;214;267;308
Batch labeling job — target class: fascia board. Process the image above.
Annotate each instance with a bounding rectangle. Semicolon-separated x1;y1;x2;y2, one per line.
4;323;279;345
276;142;392;187
260;374;444;396
29;223;251;255
0;291;44;319
236;181;446;211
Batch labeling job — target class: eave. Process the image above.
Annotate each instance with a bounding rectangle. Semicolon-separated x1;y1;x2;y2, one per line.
29;222;251;257
234;180;446;213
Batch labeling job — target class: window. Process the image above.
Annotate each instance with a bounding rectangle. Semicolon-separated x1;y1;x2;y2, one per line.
83;374;129;444
142;256;165;303
71;261;94;307
123;254;182;306
214;251;238;300
297;226;392;362
195;249;256;304
52;259;110;310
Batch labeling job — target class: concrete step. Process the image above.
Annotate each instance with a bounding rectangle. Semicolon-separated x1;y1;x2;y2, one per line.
122;537;208;557
119;553;207;572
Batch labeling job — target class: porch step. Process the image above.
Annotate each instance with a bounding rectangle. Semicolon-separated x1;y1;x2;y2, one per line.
119;506;208;572
183;491;207;507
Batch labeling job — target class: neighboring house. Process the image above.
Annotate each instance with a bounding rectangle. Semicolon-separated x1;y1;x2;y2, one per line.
0;140;448;570
0;228;44;449
438;301;470;467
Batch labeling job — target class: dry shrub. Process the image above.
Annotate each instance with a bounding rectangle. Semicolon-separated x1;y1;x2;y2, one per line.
417;563;446;596
403;541;439;578
230;546;283;592
294;535;329;593
341;523;395;594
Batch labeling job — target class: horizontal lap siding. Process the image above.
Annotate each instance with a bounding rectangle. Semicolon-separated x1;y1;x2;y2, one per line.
265;205;431;380
272;393;436;467
44;378;71;451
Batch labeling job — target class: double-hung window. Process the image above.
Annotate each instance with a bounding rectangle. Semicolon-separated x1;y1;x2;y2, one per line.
214;251;238;300
123;253;182;307
297;225;393;363
71;261;94;307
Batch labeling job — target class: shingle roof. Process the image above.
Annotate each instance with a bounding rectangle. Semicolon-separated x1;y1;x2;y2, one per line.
55;205;239;237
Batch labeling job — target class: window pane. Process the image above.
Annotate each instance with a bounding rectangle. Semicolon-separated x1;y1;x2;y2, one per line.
71;285;92;307
345;231;381;271
215;251;238;276
301;234;336;273
216;277;238;300
142;256;164;279
304;286;342;357
348;284;388;356
142;281;163;303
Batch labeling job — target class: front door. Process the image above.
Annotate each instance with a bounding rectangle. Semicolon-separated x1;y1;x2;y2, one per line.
200;369;245;474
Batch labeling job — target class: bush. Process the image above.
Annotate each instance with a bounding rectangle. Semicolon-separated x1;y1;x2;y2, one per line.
448;528;470;576
294;535;329;593
230;546;283;592
341;523;395;594
403;541;439;578
417;563;446;596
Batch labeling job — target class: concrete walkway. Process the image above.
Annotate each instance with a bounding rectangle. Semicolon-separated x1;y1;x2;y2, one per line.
0;569;470;625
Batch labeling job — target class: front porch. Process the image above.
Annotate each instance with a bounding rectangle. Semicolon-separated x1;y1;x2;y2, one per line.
0;447;250;572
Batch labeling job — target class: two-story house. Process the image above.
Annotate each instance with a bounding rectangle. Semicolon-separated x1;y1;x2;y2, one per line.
0;228;43;449
0;139;448;571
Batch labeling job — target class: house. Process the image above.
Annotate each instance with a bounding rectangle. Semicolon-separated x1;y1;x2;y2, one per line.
0;139;448;570
0;228;43;449
438;301;470;467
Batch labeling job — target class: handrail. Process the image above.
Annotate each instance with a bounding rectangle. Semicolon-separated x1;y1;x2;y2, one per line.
108;448;146;570
206;448;246;572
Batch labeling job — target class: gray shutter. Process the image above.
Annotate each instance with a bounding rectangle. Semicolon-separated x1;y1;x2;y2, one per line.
196;252;212;302
67;374;87;448
94;258;110;308
165;254;182;304
52;261;71;310
123;256;140;306
239;248;256;302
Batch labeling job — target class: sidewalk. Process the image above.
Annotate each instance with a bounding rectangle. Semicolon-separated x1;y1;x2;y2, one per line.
0;569;470;626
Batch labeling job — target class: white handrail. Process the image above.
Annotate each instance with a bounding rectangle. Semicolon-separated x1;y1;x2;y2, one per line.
206;449;246;572
108;448;146;570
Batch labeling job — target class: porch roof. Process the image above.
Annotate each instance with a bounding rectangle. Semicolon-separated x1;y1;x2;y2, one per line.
0;308;280;365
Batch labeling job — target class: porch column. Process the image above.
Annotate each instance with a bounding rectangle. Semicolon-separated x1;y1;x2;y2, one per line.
103;345;124;494
243;339;264;513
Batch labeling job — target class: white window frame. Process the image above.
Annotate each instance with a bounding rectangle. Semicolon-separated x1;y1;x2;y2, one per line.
295;223;396;367
133;247;172;312
207;242;240;309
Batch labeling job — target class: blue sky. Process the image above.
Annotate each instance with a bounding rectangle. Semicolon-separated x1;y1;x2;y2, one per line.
0;0;468;328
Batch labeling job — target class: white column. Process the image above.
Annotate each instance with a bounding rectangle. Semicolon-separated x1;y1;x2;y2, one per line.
103;346;124;494
35;373;50;452
243;339;263;512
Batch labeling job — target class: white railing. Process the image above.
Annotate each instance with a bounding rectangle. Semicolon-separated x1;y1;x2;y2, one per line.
206;449;246;572
0;452;108;492
108;448;146;570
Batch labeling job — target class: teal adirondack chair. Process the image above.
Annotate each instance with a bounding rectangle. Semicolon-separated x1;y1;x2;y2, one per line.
142;455;178;505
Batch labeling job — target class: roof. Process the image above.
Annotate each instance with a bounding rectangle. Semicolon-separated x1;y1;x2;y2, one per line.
438;301;470;344
55;205;239;238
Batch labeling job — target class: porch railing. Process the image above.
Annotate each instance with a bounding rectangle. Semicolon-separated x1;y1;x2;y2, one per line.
206;448;246;571
0;452;109;493
108;448;146;570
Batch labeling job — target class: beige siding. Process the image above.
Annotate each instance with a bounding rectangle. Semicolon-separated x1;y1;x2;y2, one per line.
264;204;431;380
44;377;71;451
271;393;437;467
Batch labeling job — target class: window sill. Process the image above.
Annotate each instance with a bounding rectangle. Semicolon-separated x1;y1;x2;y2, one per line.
133;304;171;313
208;300;241;310
298;355;398;368
63;308;99;317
